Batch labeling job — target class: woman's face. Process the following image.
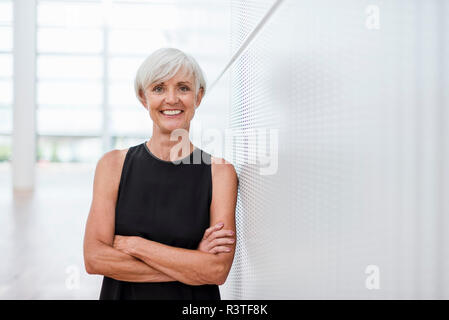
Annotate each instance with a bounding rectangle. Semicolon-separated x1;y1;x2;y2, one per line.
142;67;203;134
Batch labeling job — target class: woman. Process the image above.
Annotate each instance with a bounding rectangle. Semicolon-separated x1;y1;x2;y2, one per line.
83;48;238;300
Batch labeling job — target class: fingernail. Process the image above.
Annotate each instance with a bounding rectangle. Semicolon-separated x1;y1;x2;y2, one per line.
217;223;224;227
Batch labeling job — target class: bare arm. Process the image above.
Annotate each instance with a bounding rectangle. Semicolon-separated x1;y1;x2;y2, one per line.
85;239;175;283
113;236;223;286
112;157;239;286
83;150;176;283
207;157;239;284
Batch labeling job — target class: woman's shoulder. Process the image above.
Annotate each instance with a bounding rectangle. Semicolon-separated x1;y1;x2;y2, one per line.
101;147;129;163
210;156;231;166
97;148;129;176
210;156;239;184
91;147;130;196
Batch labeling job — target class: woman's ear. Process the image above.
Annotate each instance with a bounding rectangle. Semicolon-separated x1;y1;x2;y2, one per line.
139;89;149;109
195;87;205;108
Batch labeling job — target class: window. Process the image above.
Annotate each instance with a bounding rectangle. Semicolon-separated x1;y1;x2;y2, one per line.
0;0;13;162
36;0;230;163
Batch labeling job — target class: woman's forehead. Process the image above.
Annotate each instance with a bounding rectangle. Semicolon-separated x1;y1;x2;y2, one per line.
154;70;194;85
156;80;192;85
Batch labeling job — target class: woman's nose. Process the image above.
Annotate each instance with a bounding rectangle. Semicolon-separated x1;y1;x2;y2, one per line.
164;88;179;104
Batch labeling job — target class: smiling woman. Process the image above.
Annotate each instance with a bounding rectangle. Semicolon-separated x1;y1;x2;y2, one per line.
83;47;239;300
134;48;207;151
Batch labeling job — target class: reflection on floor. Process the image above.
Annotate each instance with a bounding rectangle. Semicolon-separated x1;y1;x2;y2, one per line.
0;162;102;299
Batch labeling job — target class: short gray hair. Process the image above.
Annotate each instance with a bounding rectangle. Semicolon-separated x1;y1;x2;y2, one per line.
134;47;207;105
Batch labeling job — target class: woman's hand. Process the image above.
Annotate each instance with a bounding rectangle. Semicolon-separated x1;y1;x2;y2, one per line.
197;222;235;254
113;235;136;255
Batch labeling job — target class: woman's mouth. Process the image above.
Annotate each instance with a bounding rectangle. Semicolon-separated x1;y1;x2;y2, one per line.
160;109;184;118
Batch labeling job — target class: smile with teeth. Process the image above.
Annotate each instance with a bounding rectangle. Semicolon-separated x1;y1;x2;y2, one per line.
161;109;183;116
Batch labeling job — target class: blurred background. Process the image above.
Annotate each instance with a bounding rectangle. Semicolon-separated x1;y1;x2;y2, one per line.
1;0;448;299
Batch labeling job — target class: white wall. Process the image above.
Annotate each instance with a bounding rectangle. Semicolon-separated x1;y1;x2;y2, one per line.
221;0;449;299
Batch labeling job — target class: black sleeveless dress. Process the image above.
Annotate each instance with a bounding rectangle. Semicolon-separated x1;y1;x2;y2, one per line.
99;141;221;300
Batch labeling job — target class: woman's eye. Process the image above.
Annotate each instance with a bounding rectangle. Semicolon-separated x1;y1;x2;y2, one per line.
153;86;163;92
180;86;190;92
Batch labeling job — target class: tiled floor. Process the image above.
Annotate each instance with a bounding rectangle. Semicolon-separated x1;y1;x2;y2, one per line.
0;162;232;299
0;162;102;299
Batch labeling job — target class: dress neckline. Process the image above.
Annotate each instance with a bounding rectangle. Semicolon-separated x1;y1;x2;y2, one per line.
143;141;197;164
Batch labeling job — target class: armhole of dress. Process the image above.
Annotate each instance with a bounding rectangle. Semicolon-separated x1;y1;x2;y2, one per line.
116;147;133;202
208;153;213;208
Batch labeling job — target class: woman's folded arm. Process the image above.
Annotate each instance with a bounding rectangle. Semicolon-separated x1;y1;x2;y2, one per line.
83;150;176;283
113;235;223;286
84;238;176;283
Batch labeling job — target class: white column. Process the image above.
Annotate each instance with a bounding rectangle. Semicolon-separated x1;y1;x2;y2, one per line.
102;0;111;152
441;0;449;299
415;0;440;299
12;0;37;191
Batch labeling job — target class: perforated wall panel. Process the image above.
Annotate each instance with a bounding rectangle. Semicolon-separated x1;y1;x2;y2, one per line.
230;0;274;53
220;0;449;299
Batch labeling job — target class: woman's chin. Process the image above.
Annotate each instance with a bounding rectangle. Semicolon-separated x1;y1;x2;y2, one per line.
159;122;187;133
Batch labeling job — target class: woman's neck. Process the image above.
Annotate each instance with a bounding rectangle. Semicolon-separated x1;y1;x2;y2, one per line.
147;134;194;162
